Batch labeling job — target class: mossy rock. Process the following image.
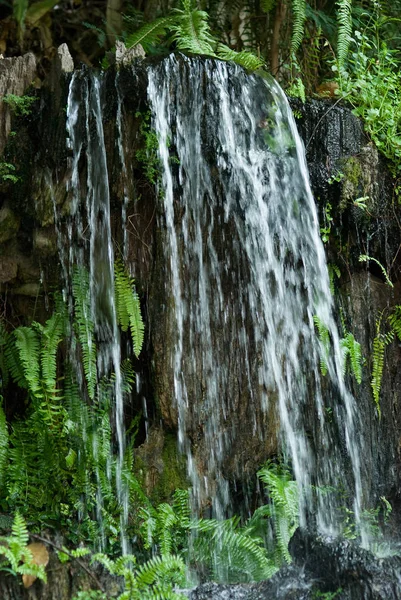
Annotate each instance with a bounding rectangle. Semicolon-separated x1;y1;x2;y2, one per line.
135;428;188;504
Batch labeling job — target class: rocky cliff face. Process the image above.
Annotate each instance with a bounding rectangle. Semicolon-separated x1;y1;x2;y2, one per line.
1;51;400;515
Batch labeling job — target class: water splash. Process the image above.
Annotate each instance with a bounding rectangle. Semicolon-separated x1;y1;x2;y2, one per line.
147;55;362;532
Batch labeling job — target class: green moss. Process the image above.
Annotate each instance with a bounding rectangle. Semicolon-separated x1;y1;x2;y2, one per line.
339;156;363;212
135;430;188;505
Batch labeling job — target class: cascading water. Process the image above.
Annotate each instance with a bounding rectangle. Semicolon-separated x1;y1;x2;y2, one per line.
63;71;130;553
56;53;364;556
147;54;363;533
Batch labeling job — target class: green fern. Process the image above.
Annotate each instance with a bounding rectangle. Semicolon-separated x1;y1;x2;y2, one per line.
340;332;362;384
125;17;174;52
291;0;306;54
114;261;144;357
313;315;330;375
13;327;41;398
217;44;265;70
171;0;216;56
72;267;97;399
359;255;393;287
388;305;401;340
336;0;353;68
0;512;47;582
255;462;299;566
371;316;394;418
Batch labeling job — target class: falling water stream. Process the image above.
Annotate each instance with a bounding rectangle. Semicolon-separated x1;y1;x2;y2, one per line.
62;55;364;551
147;55;363;533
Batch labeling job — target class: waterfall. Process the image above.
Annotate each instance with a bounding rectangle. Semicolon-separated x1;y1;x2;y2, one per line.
147;54;362;532
64;71;130;553
58;54;364;552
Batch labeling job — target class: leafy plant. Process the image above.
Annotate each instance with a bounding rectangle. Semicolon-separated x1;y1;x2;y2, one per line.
0;513;47;583
340;332;362;384
114;261;144;357
2;94;36;116
371;314;394;418
125;0;264;71
0;162;19;183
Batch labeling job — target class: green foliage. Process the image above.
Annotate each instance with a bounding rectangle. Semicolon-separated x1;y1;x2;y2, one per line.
72;267;97;399
135;111;161;185
114;261;144;357
255;462;299;566
313;315;330;375
0;513;47;582
336;0;353;67
371;315;394;418
126;17;173;53
340;332;362;384
336;28;401;173
291;0;306;54
171;0;216;56
125;0;264;71
388;305;401;341
2;94;36;117
0;162;19;184
359;255;393;287
72;552;186;600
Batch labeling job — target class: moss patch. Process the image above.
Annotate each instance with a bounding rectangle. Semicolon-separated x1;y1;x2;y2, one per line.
135;429;188;504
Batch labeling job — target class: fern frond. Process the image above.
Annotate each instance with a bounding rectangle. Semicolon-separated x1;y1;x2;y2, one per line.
336;0;353;67
389;305;401;340
313;315;330;375
125;17;174;52
340;332;362;383
72;267;97;399
114;262;144;357
11;512;29;547
171;0;216;56
39;310;66;399
217;44;265;71
359;255;393;287
291;0;306;54
13;327;41;398
371;316;394;418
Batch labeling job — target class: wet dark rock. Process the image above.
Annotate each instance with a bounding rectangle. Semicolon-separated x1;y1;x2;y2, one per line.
188;530;401;599
290;527;401;600
187;567;313;599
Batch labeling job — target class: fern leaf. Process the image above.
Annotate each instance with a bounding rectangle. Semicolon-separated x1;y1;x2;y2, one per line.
114;262;144;357
340;332;362;383
389;306;401;340
11;512;29;547
13;327;42;398
336;0;353;67
217;44;265;71
72;267;97;399
313;315;330;376
39;310;66;400
125;17;173;52
171;1;216;56
291;0;306;54
359;254;393;287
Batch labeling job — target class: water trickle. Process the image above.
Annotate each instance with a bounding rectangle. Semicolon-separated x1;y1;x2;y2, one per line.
64;71;130;552
147;55;362;531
